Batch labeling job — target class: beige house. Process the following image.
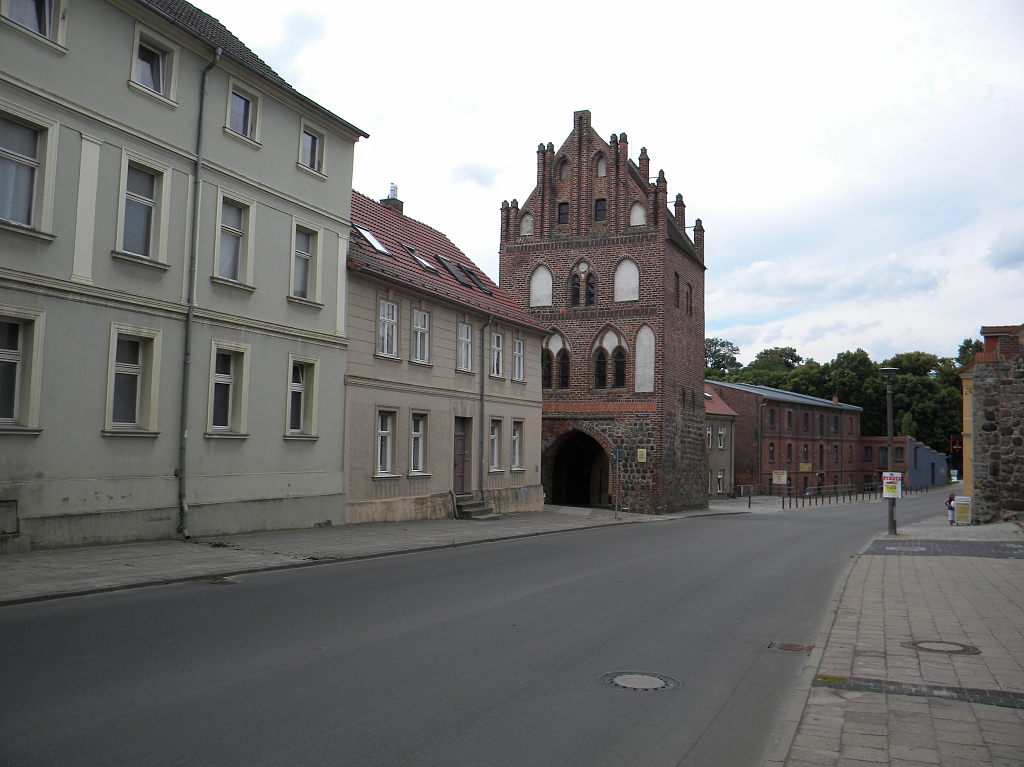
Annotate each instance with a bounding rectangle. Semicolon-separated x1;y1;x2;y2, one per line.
345;191;546;523
0;0;365;551
704;385;736;496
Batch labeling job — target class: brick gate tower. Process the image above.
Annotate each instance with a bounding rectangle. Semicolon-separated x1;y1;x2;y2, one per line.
499;110;707;513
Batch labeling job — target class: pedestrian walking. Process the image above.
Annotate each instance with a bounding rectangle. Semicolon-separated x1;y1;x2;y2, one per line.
946;492;956;525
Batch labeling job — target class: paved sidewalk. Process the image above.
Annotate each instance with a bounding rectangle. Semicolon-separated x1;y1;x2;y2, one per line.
769;515;1024;767
0;501;757;605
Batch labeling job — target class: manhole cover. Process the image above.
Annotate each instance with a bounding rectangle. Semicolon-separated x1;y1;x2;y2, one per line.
601;672;680;691
901;640;981;655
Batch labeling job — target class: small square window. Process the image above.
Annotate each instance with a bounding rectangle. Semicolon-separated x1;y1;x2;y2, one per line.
298;122;325;174
227;86;259;141
129;27;178;102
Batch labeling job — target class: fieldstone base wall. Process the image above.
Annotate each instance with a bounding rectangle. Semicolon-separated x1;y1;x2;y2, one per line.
972;342;1024;521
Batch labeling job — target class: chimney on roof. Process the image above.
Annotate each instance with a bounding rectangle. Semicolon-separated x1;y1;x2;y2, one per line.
380;183;403;215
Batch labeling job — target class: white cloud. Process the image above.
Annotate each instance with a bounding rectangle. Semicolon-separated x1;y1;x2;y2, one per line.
197;0;1024;363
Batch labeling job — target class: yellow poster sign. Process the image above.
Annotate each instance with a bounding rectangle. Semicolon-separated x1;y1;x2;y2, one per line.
954;496;972;525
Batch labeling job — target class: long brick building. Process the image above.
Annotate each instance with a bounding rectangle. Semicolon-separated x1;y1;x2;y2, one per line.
498;110;707;513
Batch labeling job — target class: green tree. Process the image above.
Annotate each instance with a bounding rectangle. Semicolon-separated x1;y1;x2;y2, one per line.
704;337;741;380
956;338;983;366
734;346;803;388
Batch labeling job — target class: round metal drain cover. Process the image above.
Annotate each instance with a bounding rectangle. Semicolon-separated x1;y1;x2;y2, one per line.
602;672;680;691
901;640;981;655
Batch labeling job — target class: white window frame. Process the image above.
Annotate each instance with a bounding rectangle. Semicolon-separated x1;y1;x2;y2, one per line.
297;120;326;176
105;323;161;433
717;426;726;449
1;0;69;48
490;332;503;378
457;322;472;372
378;298;398;357
489;419;502;471
207;340;250;435
115;150;171;265
0;102;58;236
410;412;427;475
375;409;396;476
129;25;179;105
285;354;318;437
411;308;430;364
512;338;524;382
716;470;724;494
214;191;254;285
0;305;44;430
707;425;712;448
290;221;321;302
225;79;261;144
511;420;523;470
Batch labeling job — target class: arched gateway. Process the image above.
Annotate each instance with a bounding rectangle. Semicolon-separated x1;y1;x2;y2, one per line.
547;429;610;506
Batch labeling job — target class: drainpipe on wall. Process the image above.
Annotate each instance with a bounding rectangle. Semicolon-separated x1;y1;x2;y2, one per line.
177;46;222;539
479;315;493;501
757;401;766;495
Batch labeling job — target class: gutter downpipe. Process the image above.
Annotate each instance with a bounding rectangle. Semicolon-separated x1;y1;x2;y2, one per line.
177;46;222;539
479;315;493;502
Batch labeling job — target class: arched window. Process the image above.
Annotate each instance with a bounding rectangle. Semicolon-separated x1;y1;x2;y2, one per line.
541;349;552;389
557;350;570;388
612;348;626;388
635;325;654;392
570;274;581;306
594;350;607;389
613;259;639;302
558;160;569;181
585;272;595;305
629;201;646;226
595;154;607;178
529;264;552;307
520;213;534;236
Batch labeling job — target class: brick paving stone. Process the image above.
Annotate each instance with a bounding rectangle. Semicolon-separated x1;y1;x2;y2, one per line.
890;744;941;763
841;732;888;749
788;746;839;764
936;741;994;761
839;745;890;762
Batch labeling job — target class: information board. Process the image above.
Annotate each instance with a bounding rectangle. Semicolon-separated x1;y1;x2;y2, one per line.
882;472;903;499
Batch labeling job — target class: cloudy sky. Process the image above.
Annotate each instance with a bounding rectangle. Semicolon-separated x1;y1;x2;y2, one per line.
199;0;1023;364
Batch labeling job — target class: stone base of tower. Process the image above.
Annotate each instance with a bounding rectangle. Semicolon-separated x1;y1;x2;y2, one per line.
540;415;707;515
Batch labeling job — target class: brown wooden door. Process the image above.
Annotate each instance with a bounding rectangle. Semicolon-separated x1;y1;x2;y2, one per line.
453;418;468;494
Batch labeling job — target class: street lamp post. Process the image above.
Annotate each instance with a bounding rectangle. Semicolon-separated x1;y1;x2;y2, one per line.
880;367;899;535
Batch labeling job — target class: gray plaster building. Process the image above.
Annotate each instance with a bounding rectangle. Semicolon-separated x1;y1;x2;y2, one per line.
345;191;546;523
0;0;366;551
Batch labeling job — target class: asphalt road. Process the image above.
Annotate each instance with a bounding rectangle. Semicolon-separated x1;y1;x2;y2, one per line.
0;494;943;767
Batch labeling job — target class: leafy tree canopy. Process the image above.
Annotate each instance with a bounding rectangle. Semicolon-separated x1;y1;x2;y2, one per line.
704;337;741;380
956;338;984;366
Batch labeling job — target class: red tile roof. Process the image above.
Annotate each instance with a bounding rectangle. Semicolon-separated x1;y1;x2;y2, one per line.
348;192;546;332
704;386;738;417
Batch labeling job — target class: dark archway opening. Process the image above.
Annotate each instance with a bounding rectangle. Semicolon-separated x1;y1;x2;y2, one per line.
551;430;609;506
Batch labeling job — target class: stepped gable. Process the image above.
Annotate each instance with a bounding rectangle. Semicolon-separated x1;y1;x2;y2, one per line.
349;192;545;332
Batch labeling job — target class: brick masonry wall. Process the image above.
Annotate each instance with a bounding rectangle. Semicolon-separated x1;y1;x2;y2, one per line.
500;111;707;512
971;337;1024;518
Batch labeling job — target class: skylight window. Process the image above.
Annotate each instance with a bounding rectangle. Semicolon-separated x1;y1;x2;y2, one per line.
355;226;390;255
403;245;438;273
436;254;474;288
459;264;493;295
